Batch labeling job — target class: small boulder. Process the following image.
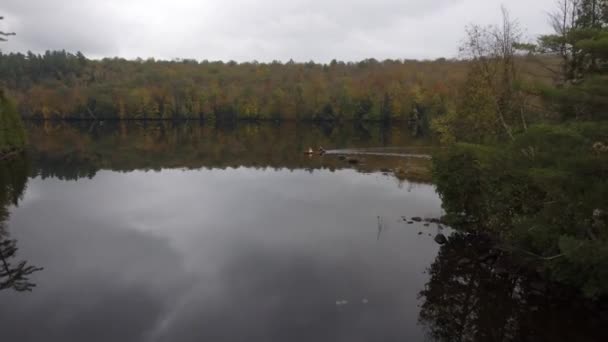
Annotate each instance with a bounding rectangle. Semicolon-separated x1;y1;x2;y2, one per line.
434;233;448;245
411;217;422;222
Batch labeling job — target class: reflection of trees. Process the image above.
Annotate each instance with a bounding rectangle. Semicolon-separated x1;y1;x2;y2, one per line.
0;156;42;292
1;238;43;291
26;121;434;182
418;233;605;342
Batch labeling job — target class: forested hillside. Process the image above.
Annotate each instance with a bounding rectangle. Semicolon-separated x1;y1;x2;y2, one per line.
0;52;469;125
0;51;548;129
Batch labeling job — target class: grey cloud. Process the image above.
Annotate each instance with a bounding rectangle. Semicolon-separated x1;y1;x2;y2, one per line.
0;0;127;55
1;0;556;62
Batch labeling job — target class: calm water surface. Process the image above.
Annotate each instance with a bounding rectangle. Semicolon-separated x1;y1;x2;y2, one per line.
0;122;604;342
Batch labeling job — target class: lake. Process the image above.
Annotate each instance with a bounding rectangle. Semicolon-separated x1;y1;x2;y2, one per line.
0;122;604;342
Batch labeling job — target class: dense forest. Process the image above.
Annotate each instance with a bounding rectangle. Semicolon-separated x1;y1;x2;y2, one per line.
433;1;608;298
0;51;471;128
0;48;552;135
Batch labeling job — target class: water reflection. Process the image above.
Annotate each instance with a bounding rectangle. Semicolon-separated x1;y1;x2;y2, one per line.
1;122;604;341
1;167;443;342
0;237;43;292
25;121;434;183
419;233;606;342
0;156;42;292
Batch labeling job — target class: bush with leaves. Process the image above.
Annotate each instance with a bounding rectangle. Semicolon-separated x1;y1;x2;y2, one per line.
433;123;608;297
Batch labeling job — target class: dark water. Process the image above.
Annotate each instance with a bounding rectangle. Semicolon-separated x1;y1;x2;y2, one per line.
0;122;605;342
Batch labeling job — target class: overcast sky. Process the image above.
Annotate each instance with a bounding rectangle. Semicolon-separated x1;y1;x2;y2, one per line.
0;0;556;62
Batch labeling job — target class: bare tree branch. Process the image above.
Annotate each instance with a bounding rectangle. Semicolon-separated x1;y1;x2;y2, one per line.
0;15;16;42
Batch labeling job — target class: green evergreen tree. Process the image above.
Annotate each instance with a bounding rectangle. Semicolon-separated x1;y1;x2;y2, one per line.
0;16;26;156
538;0;608;120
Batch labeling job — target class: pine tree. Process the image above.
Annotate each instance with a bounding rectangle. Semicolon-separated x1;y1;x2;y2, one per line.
0;16;26;155
538;0;608;120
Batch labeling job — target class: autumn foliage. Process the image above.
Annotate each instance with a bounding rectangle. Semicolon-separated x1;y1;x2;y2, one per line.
0;52;468;125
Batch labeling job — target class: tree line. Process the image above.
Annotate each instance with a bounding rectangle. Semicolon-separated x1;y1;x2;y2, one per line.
1;48;536;130
0;51;473;128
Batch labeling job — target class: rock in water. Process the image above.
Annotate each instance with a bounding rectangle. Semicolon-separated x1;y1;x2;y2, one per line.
434;233;448;245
